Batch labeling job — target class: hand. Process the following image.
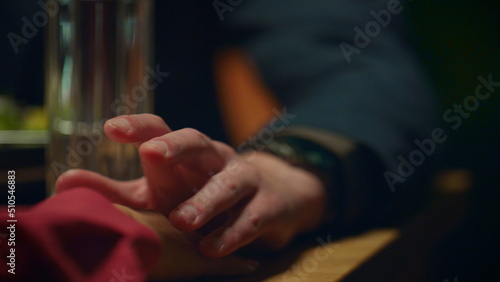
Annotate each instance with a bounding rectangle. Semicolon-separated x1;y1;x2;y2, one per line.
113;204;259;280
56;114;327;258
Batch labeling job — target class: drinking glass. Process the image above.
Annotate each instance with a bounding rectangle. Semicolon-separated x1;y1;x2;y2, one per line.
45;0;154;195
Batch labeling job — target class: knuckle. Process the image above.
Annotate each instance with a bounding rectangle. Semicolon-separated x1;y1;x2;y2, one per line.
213;141;236;155
239;213;262;236
247;213;262;229
150;114;165;125
182;127;199;135
183;128;211;147
246;163;260;182
138;113;154;119
161;135;181;155
214;171;238;193
226;213;263;246
184;127;207;140
237;161;261;187
226;179;238;193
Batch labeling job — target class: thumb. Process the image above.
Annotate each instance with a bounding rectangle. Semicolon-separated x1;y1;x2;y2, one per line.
55;169;149;209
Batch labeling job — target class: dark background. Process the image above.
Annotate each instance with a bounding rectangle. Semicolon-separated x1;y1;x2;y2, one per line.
0;1;498;281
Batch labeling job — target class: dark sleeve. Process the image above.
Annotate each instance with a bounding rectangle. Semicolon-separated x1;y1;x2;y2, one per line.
225;0;438;172
0;188;160;282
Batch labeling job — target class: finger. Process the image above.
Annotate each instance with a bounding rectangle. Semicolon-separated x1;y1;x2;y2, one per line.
137;128;229;213
199;213;262;258
141;210;258;281
169;160;259;232
199;193;286;258
55;169;149;209
140;128;227;171
104;114;171;144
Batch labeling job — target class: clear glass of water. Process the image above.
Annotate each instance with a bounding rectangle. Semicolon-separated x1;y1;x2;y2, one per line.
45;0;154;195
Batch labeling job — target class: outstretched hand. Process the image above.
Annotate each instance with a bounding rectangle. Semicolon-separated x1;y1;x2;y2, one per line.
56;114;327;258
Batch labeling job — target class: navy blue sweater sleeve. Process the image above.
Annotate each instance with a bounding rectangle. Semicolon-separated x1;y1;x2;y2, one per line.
225;0;438;171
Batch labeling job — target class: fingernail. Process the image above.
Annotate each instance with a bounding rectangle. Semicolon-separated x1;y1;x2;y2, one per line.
148;141;168;156
176;205;198;224
202;235;224;252
110;118;130;132
245;259;260;271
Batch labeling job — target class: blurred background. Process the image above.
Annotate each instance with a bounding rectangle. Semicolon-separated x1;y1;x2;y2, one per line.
0;0;498;281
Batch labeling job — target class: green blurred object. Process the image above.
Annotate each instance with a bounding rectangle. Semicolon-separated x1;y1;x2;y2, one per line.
0;95;21;130
21;106;48;130
0;95;48;131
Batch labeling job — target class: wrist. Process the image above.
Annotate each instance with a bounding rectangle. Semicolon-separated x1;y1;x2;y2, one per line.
240;150;327;233
250;136;343;223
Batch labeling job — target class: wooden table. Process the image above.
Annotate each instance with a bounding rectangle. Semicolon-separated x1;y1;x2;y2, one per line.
196;184;470;282
240;229;399;282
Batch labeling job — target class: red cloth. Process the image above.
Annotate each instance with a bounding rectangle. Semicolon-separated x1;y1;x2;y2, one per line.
0;188;161;282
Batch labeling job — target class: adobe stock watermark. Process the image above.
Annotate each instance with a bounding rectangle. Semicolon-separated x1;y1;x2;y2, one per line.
237;106;297;155
281;235;340;282
339;0;404;63
213;0;244;21
191;107;297;206
51;64;169;177
385;74;499;192
7;0;61;54
111;65;170;115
